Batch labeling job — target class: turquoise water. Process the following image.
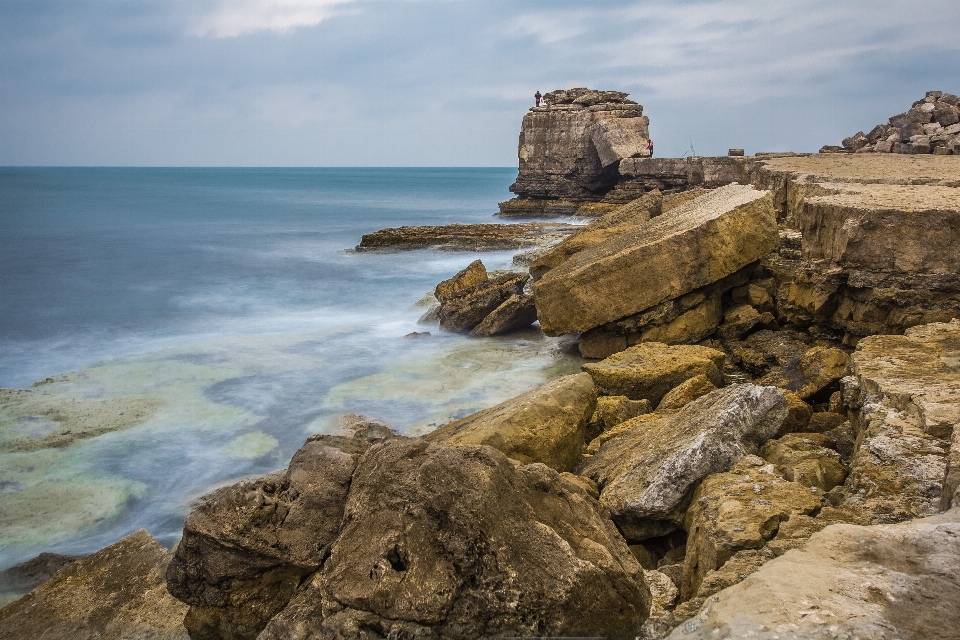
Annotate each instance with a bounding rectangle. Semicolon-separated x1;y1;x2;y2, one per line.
0;168;583;571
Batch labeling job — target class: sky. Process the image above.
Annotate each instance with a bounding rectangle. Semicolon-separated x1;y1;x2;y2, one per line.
1;0;959;166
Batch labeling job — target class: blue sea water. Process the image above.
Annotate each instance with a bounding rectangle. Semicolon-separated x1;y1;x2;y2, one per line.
0;167;583;573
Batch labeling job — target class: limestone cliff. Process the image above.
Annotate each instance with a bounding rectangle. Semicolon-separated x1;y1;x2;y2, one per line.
499;88;650;217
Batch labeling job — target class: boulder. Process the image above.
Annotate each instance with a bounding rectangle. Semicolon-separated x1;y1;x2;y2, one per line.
581;342;726;406
715;303;761;340
529;190;662;281
806;410;847;432
778;389;813;434
655;374;717;411
166;424;396;640
681;456;822;600
585;413;663;456
435;259;487;302
577;269;752;358
827;320;960;523
665;508;960;640
468;293;538;337
760;433;847;491
0;529;188;640
534;184;777;335
595;395;653;431
259;440;651;640
438;272;527;333
577;384;788;540
426;372;597;472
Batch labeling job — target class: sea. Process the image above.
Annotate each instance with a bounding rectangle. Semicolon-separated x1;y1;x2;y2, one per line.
0;167;584;575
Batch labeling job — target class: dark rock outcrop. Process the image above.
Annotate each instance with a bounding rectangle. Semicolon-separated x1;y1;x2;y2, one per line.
826;91;960;154
356;222;577;252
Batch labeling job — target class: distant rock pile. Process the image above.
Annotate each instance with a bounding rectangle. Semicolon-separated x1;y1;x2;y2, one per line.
825;90;960;155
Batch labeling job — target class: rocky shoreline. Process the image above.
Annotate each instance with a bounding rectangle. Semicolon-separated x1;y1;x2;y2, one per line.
2;89;960;639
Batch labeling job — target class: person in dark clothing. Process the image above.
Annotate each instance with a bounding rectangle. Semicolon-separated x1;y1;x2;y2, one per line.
535;91;542;107
647;138;654;157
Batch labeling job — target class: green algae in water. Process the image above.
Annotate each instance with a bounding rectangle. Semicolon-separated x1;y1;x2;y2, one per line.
222;431;280;459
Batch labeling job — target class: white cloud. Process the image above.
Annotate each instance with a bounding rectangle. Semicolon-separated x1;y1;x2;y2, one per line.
190;0;359;38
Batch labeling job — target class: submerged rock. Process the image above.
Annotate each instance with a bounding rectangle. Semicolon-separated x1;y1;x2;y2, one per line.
577;384;787;541
259;440;651;640
0;529;188;639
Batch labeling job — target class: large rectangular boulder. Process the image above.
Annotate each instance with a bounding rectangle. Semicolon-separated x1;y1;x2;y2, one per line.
533;184;777;336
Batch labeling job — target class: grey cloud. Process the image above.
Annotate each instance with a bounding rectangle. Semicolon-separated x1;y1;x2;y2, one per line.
1;0;958;165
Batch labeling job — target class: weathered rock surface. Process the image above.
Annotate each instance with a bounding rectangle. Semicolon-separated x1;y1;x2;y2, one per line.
468;293;538;337
577;268;752;358
577;384;787;540
435;259;488;302
760;433;847;492
500;88;648;215
166;422;396;640
426;372;597;472
0;529;188;640
666;508;960;640
827;320;960;522
581;342;725;406
594;395;653;431
438;272;527;334
655;374;717;411
356;222;577;252
528;190;663;280
259;440;651;640
681;456;822;600
534;184;777;336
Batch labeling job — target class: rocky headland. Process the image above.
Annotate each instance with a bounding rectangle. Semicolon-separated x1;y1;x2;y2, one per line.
3;89;960;640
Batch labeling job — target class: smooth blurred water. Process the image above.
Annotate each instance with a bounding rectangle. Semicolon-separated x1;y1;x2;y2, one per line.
0;167;583;572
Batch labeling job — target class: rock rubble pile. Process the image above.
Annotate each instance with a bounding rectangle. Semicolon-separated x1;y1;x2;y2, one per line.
826;90;960;155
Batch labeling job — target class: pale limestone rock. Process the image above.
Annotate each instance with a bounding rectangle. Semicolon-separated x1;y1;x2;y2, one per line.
426;373;597;472
681;457;823;600
830;320;960;521
0;530;188;640
581;342;725;406
533;184;777;335
577;384;787;541
665;509;960;640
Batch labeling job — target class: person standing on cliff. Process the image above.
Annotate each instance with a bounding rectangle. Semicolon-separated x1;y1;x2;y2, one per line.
647;138;654;157
535;91;542;107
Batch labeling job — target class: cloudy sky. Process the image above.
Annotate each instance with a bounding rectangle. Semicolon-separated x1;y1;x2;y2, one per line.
2;0;958;165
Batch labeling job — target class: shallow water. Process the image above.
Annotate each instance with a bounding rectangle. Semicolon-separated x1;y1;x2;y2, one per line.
0;168;583;571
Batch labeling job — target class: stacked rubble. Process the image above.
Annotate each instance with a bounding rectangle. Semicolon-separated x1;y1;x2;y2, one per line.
825;90;960;155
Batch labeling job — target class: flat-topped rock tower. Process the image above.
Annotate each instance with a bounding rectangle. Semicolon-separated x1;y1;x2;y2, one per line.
499;88;651;217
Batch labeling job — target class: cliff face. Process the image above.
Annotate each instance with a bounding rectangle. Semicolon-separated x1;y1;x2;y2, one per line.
500;88;650;216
